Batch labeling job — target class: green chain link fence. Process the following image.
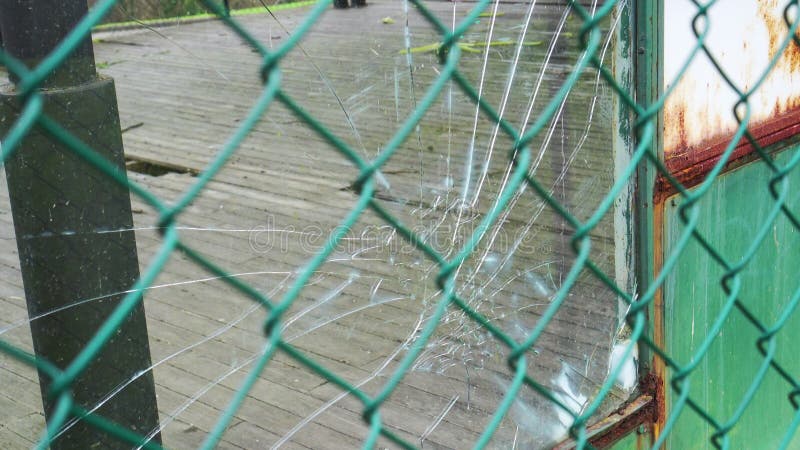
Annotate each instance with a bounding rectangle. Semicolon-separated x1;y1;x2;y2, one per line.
1;0;800;448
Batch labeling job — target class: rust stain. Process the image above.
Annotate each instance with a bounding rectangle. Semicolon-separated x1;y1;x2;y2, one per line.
664;101;689;155
760;0;781;58
658;106;800;197
651;199;666;442
759;0;800;76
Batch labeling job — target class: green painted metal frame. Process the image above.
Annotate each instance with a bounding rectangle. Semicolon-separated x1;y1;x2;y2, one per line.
634;0;663;380
662;142;800;449
635;0;664;444
632;0;800;448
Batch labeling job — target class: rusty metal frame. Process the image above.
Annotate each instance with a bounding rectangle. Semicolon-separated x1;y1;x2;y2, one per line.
553;394;657;449
635;0;666;447
658;107;800;198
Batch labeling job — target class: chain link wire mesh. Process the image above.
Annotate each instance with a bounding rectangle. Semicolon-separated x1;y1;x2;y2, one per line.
1;0;800;448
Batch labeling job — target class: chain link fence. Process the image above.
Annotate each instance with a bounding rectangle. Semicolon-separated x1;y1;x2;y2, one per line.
1;0;799;448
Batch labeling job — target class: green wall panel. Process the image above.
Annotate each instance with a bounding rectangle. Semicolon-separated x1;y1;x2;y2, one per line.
664;146;800;449
609;428;651;450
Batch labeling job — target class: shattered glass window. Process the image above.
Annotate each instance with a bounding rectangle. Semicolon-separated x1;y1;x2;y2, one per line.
0;0;636;448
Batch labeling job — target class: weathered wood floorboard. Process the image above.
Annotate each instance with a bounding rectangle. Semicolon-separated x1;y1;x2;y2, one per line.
0;1;626;448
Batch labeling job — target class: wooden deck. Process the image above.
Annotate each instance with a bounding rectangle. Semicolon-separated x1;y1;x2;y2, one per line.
0;1;629;448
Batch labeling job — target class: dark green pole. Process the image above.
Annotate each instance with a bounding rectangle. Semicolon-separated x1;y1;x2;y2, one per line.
0;1;161;448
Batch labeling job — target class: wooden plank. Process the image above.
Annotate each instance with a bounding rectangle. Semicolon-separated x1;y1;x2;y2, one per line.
0;1;627;447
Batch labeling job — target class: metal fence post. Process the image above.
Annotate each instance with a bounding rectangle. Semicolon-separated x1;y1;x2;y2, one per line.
0;1;161;448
